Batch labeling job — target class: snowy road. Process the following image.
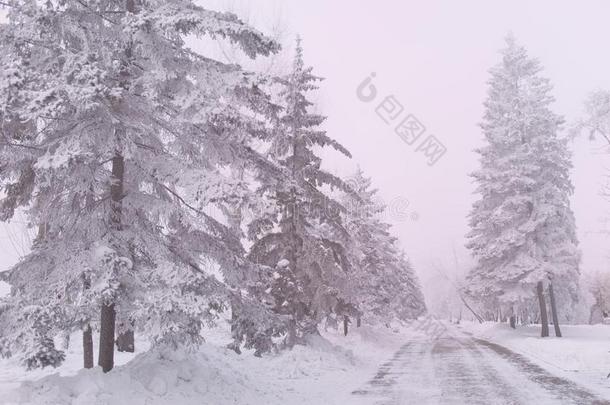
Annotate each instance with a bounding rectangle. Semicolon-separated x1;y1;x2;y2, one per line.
352;331;610;405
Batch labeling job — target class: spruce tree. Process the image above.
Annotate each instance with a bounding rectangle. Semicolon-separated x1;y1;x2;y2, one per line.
0;0;281;369
245;38;354;346
466;36;580;335
341;168;426;325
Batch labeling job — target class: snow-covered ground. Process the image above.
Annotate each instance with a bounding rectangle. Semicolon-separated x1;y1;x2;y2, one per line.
3;320;610;404
459;321;610;399
0;322;412;405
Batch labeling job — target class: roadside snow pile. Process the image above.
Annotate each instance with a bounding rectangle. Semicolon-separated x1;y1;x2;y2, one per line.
5;347;267;405
0;333;146;400
459;321;610;399
1;324;409;405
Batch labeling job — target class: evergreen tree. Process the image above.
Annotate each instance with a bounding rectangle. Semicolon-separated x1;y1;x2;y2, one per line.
466;36;580;334
341;168;426;325
0;0;281;370
245;38;354;347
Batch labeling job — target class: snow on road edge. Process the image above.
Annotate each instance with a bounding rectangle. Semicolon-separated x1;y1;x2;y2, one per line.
458;321;610;400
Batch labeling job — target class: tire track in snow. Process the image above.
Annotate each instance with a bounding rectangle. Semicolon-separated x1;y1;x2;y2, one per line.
474;337;610;405
351;331;610;404
351;339;439;404
431;336;507;404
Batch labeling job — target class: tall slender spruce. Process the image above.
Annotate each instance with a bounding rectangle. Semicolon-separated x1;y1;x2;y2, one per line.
246;38;354;346
466;36;579;336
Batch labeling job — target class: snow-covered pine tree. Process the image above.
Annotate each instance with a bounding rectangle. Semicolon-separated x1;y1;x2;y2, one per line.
244;38;355;347
0;0;282;370
466;36;580;335
0;56;66;367
392;253;427;321
341;168;425;326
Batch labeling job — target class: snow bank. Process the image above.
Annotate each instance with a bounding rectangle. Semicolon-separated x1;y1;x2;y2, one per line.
5;347;266;405
1;324;409;405
459;321;610;398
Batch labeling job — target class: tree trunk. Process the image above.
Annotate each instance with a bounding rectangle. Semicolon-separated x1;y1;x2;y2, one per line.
98;303;116;372
509;315;516;329
458;294;484;323
548;283;562;337
230;301;238;334
286;319;297;348
81;274;94;368
357;315;361;328
536;281;549;337
343;315;349;336
116;328;134;353
36;222;49;245
98;0;135;373
83;325;94;369
98;154;124;372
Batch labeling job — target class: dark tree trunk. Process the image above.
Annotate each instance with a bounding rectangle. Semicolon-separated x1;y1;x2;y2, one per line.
36;222;49;244
81;274;94;369
98;154;124;372
537;281;549;337
357;315;361;328
509;315;516;329
98;0;135;373
83;325;94;369
230;300;238;334
227;302;242;354
548;283;562;337
458;294;484;323
98;303;116;372
116;328;134;353
343;315;349;336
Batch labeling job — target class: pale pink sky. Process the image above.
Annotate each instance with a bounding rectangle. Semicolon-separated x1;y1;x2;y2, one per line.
200;0;610;282
2;1;610;298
